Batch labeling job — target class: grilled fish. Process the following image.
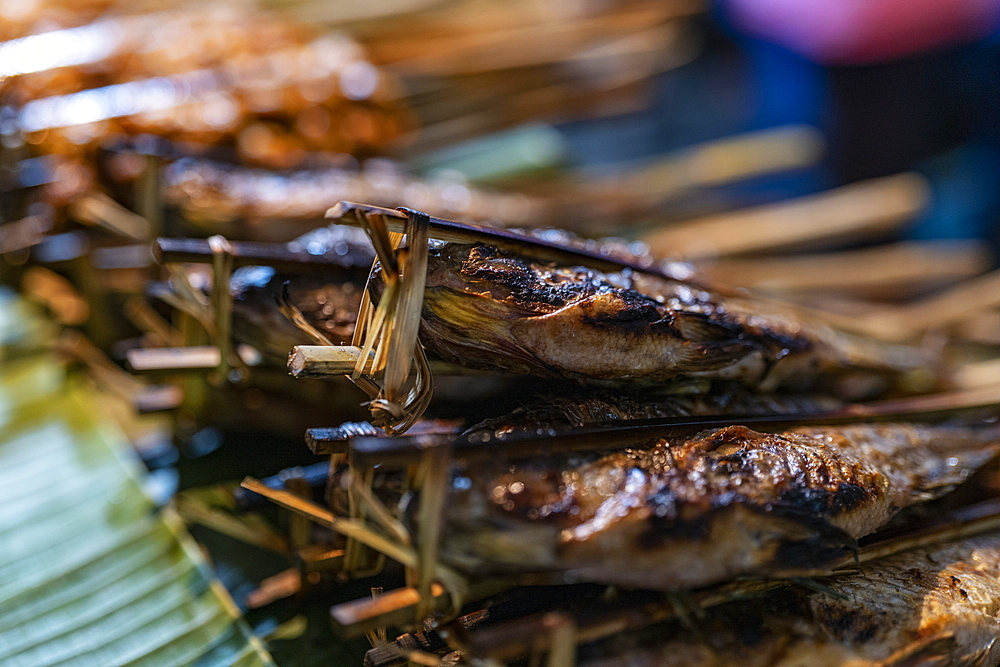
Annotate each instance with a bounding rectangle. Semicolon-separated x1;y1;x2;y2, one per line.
441;422;1000;589
584;530;1000;667
231;269;365;366
405;242;931;398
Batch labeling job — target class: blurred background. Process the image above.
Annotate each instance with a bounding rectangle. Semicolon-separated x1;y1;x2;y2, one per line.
3;0;1000;665
4;0;1000;291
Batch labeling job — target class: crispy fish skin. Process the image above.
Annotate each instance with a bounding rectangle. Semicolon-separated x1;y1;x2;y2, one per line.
412;242;928;395
585;531;1000;667
442;423;1000;589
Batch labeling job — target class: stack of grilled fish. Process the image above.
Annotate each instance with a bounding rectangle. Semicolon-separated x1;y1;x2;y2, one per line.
338;223;1000;666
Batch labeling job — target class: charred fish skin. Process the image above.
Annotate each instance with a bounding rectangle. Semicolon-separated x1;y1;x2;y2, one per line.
585;532;1000;667
411;242;928;396
442;423;1000;590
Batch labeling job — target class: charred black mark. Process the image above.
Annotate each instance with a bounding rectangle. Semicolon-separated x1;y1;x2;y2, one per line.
638;506;715;547
817;603;883;644
456;244;589;309
949;576;969;599
578;290;667;332
778;481;873;517
771;531;857;572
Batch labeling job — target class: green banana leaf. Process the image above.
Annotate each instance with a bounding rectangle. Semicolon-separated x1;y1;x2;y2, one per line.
0;287;58;361
0;300;275;667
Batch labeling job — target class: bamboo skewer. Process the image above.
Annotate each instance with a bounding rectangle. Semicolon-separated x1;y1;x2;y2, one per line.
847;498;1000;567
0;214;51;254
642;173;929;260
153;237;372;273
326;201;662;276
344;383;1000;467
332;584;449;634
304;420;462;455
863;268;1000;342
702;240;990;295
126;346;222;373
957;310;1000;345
123;296;183;347
288;346;363;378
69;192;151;242
611;124;824;204
376;4;694;76
240;477;468;615
414;444;451;623
952;358;1000;390
209;235;234;380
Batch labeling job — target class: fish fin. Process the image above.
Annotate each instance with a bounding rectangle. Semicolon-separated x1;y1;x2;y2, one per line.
875;632;957;667
667;314;773;372
665;591;704;632
789;577;849;601
671;313;740;343
761;507;859;574
669;340;765;375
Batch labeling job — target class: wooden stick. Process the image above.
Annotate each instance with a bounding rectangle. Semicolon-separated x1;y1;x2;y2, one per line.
332;577;512;640
545;613;577;667
124;296;182;347
305;419;462;455
137;154;163;239
349;384;1000;466
952;359;1000;391
132;384;184;413
126;346;221;373
642;173;929;259
69;192;151;241
415;443;451;622
703;240;989;295
245;568;302;610
618;124;823;202
850;498;1000;566
240;478;416;566
299;546;346;572
864;268;1000;342
305;423;382;455
209;235;234;379
956;310;1000;345
291;344;499;379
342;458;384;579
288;345;363;378
153;237;371;273
331;584;448;637
0;214;51;254
327;201;662;276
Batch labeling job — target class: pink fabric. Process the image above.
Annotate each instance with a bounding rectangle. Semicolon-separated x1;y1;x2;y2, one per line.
727;0;1000;64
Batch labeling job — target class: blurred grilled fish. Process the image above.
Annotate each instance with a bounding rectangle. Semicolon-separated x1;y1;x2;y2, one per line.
404;242;931;398
231;270;364;365
584;530;1000;667
442;422;1000;589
